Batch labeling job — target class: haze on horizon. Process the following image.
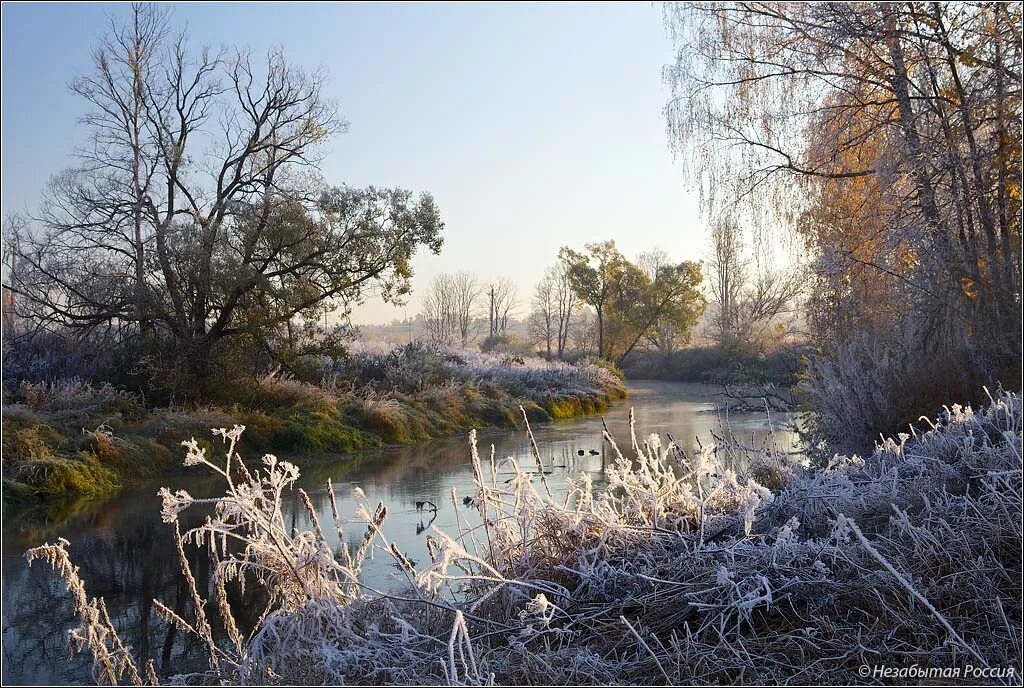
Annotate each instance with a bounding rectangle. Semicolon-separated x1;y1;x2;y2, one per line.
1;2;704;326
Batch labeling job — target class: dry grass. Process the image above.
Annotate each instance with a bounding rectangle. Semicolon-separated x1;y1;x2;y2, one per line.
26;389;1022;685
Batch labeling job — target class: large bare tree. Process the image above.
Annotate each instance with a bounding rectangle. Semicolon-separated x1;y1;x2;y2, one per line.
6;4;444;394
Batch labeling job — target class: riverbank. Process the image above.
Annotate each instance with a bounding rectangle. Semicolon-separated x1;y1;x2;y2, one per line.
1;346;626;504
26;389;1021;685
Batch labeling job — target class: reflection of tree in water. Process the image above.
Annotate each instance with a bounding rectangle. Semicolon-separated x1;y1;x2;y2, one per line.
2;504;269;684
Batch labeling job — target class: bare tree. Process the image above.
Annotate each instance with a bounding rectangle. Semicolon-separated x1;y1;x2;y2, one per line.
529;271;557;357
706;220;803;353
706;220;748;349
551;263;577;358
421;271;482;349
67;3;170;328
570;306;599;356
422;274;456;346
451;272;483;348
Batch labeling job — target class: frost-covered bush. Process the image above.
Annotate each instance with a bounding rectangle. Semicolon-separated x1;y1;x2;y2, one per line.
1;331;116;387
798;330;993;453
478;333;532;356
28;391;1021;685
457;350;623;398
330;341;464;394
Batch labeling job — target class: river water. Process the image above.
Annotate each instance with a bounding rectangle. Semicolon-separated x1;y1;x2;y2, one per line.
1;381;798;684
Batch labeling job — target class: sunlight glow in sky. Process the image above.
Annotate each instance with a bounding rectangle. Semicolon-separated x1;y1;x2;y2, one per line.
1;2;705;324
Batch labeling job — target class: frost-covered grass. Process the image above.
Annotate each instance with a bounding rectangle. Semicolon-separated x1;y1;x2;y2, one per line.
28;389;1022;685
330;341;624;400
1;381;174;501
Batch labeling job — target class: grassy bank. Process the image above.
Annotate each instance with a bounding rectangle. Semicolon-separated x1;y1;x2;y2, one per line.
2;344;625;503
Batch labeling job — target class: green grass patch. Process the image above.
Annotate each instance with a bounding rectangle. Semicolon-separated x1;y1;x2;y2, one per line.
274;402;379;454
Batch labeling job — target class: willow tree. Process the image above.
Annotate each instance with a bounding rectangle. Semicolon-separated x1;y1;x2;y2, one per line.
6;4;444;395
609;255;704;364
664;2;1022;430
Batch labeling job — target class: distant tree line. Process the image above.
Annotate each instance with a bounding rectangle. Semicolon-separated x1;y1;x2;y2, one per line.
420;241;706;365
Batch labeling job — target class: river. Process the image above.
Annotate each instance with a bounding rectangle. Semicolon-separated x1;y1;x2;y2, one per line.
1;381;798;684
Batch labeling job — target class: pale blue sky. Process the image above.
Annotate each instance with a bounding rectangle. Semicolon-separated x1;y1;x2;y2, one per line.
1;2;704;324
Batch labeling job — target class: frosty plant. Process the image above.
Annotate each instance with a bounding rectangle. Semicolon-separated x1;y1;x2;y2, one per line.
26;390;1024;685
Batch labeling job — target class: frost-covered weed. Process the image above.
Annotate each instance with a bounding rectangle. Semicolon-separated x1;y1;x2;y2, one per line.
27;390;1022;685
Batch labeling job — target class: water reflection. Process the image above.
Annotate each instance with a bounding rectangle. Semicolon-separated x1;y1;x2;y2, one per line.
1;381;797;684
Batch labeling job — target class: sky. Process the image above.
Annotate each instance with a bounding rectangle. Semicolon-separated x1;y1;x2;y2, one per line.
1;2;706;325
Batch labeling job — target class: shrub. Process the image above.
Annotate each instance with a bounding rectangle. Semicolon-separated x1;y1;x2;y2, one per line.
580;355;626;382
479;333;532;356
16;379;140;415
797;332;993;453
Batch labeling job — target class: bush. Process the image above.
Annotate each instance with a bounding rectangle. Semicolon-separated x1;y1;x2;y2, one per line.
2;331;113;386
580;355;626;382
16;379;141;415
334;341;460;394
797;332;994;453
479;333;532;356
